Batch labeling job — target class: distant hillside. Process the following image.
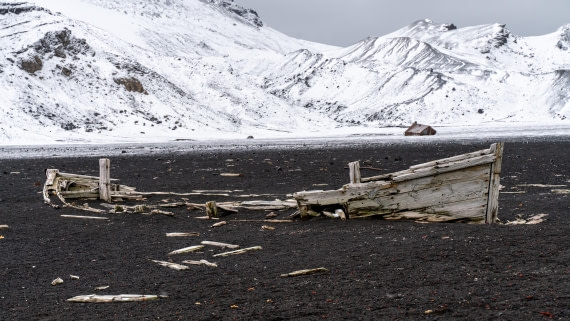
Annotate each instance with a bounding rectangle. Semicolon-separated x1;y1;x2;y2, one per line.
0;1;568;144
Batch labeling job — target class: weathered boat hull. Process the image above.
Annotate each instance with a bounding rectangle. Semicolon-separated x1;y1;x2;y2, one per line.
294;143;504;224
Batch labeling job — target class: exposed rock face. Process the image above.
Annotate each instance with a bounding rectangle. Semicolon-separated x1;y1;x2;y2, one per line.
556;24;570;50
204;0;263;27
20;55;43;74
0;2;46;15
114;77;147;94
34;28;94;58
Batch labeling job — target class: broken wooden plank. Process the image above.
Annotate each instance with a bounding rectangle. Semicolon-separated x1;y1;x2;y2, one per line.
213;246;262;257
200;241;240;249
181;259;218;267
231;219;293;223
212;221;227;227
505;213;548;225
166;232;200;237
51;277;64;286
280;267;329;277
167;245;205;255
151;260;189;270
150;209;174;216
60;215;109;220
486;142;504;224
67;294;161;303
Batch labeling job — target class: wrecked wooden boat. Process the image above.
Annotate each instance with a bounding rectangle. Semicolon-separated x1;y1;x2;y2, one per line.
294;143;504;224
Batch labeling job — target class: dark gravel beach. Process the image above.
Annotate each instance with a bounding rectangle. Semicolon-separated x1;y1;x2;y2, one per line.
0;139;568;320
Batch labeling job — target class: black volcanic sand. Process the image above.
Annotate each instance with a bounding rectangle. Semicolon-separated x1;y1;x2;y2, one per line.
0;140;568;320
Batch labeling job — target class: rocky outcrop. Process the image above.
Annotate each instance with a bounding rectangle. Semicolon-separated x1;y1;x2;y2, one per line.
34;28;94;58
19;55;43;74
204;0;263;27
114;77;147;94
556;24;570;50
0;2;47;15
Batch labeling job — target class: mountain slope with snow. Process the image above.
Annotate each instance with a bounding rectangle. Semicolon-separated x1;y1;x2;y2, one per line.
0;2;568;145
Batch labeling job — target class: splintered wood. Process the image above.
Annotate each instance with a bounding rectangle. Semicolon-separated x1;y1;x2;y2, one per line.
213;246;262;257
151;260;189;270
167;245;204;255
281;267;329;277
67;294;161;303
294;143;504;224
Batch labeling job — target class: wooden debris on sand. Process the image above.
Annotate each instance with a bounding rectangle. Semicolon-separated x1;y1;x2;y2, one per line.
51;277;63;285
151;260;189;270
506;214;548;225
213;246;262;257
67;294;161;303
60;215;109;220
166;232;200;237
0;225;9;229
182;259;218;267
167;245;204;255
200;241;240;249
281;267;329;277
212;221;227;227
294;143;504;224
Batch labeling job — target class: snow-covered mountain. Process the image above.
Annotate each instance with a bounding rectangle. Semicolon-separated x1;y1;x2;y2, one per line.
0;1;568;145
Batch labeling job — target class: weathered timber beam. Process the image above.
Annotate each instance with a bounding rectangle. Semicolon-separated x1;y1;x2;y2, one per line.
67;294;161;303
485;142;504;224
409;147;493;170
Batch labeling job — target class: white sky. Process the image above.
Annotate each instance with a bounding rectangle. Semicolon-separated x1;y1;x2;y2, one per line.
234;0;570;47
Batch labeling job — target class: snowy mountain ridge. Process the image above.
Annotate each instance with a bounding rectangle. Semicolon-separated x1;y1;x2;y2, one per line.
0;1;568;145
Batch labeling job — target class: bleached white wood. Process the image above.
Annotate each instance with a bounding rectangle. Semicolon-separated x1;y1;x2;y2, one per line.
67;294;160;303
99;159;111;202
167;245;204;255
200;241;240;249
348;161;361;184
213;246;262;257
486;142;504;224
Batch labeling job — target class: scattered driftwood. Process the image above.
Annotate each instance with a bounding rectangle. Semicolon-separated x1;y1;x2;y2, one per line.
0;225;8;229
43;166;139;208
212;221;227;227
67;294;161;303
60;215;109;220
261;225;275;230
200;241;240;249
182;259;218;267
516;184;566;188
280;267;329;277
506;214;548;225
167;245;204;255
51;277;63;286
294;143;504;224
220;173;243;177
231;219;293;223
151;260;189;270
95;285;109;290
552;189;570;194
213;246;262;257
166;232;200;237
70;275;80;280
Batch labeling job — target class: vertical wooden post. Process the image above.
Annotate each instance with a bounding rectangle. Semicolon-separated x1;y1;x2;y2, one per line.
486;143;504;224
206;201;218;219
349;161;361;184
99;158;111;202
